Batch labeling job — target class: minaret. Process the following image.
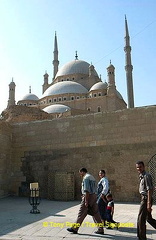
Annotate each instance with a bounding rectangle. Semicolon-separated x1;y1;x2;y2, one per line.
124;16;134;108
42;71;49;94
107;61;116;95
7;77;16;107
52;32;59;81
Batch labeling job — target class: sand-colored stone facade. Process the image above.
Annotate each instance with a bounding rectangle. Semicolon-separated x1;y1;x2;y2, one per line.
0;105;156;201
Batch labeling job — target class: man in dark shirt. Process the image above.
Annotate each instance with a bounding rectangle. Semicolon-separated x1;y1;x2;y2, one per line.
136;160;156;240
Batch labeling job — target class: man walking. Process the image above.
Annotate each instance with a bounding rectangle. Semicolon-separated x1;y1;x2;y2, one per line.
136;160;156;240
97;169;109;225
67;167;104;235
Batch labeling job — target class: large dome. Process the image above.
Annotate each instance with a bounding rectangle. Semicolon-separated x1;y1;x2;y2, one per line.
43;104;71;114
55;59;98;78
20;93;39;101
42;81;88;98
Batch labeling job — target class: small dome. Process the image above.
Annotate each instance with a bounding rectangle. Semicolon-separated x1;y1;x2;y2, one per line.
89;81;108;91
55;59;98;78
43;104;71;114
9;81;16;86
42;81;88;98
20;93;39;101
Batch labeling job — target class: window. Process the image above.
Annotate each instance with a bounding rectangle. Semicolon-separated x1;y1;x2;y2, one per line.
71;96;75;100
94;93;97;97
97;107;101;112
98;92;101;96
58;97;62;101
76;96;80;99
53;98;57;102
49;99;52;103
63;97;67;101
87;108;91;111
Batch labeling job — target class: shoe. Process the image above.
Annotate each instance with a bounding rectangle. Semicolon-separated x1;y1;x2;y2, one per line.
106;226;113;229
94;230;104;235
116;222;120;230
67;227;78;234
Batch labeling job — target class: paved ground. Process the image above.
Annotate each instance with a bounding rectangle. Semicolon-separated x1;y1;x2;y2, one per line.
0;196;156;240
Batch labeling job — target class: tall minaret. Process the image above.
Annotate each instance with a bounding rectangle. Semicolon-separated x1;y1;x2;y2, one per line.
52;32;59;81
124;16;134;108
7;77;16;107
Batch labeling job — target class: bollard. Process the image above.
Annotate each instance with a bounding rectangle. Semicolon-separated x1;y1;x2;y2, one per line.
29;182;40;214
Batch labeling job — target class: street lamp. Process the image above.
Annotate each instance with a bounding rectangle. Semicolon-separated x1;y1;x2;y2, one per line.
29;182;40;214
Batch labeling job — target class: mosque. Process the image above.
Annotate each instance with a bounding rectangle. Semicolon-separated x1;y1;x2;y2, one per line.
7;17;134;117
1;17;155;202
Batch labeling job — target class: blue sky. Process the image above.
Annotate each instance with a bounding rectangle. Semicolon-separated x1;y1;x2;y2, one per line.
0;0;156;113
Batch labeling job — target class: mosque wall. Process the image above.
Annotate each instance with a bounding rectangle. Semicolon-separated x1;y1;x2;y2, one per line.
0;122;12;197
40;94;126;114
9;105;156;201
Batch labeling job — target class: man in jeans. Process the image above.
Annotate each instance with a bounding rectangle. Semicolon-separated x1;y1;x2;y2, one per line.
136;161;156;240
67;167;104;235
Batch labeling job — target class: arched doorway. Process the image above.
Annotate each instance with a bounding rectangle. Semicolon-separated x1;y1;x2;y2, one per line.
148;154;156;203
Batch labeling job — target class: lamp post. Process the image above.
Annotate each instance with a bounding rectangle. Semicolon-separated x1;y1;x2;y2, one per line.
29;182;40;214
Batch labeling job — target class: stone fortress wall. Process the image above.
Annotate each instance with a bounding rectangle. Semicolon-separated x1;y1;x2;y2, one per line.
0;122;12;196
0;105;156;201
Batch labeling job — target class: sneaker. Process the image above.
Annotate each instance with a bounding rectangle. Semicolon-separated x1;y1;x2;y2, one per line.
67;227;78;234
94;230;104;235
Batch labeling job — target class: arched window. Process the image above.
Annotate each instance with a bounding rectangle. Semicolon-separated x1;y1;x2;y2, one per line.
97;106;101;112
63;97;67;101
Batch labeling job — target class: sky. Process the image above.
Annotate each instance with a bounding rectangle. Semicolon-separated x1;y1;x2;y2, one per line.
0;0;156;114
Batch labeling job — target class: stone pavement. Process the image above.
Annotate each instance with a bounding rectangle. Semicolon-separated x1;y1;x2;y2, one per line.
0;196;156;240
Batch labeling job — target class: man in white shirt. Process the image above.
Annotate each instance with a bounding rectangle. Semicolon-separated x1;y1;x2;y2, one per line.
97;169;109;225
